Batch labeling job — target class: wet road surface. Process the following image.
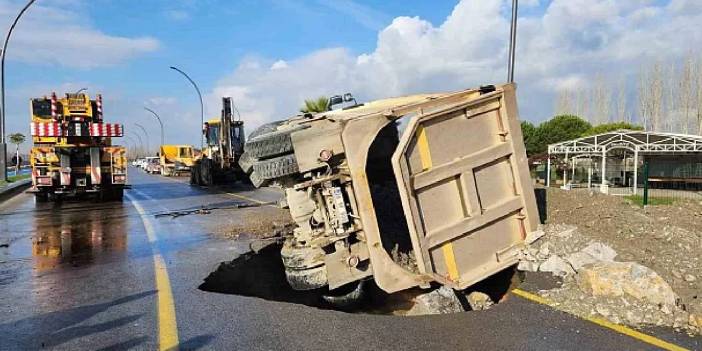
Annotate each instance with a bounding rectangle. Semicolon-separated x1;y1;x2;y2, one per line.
0;167;699;350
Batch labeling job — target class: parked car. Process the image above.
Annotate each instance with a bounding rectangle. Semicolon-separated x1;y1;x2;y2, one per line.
144;157;161;174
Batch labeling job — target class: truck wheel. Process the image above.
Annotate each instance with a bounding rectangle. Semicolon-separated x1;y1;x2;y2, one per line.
238;151;255;174
246;129;296;159
34;192;48;203
280;242;328;290
201;158;214;186
252;154;299;180
190;162;200;185
249;171;266;188
112;188;124;201
248;120;286;140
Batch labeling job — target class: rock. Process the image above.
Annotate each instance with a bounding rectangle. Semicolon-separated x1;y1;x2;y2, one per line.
581;242;617;262
539;255;575;276
595;304;611;317
517;260;540;272
525;229;545;245
576;261;678;307
626;310;644;324
406;286;464;316
538;243;552;259
684;274;696;282
555;227;577;238
466;291;494;311
566;252;598;271
672;270;683;279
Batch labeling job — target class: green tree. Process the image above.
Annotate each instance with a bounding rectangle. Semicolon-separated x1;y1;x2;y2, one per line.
582;122;643;136
300;96;329;113
531;115;591;155
9;133;26;175
520;121;538;156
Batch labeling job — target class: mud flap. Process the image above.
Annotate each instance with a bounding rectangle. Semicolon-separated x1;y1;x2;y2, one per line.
60;153;71;186
90;147;101;185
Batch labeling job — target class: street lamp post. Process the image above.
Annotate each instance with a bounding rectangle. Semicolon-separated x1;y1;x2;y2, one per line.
507;0;518;83
0;0;37;182
169;66;204;150
134;123;150;156
144;107;164;146
125;134;142;158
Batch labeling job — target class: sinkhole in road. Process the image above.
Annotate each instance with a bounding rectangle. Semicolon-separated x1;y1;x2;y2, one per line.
198;243;523;315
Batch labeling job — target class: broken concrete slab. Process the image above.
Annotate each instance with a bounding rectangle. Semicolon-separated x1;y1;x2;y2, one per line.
517;260;540;272
566;252;598;271
581;242;617;262
539;255;575;277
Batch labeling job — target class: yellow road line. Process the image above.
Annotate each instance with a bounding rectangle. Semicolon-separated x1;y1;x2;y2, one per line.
127;192;180;351
511;289;689;351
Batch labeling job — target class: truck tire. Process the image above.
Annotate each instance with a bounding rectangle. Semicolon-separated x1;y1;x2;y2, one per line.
245;129;295;159
238;151;255;174
201;158;214;186
248;120;286;140
249;171;266;188
252;154;299;180
113;188;124;201
34;192;48;203
190;161;200;185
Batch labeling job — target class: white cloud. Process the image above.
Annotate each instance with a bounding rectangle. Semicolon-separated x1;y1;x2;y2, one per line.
164;9;191;21
210;0;702;129
0;0;160;68
270;60;288;70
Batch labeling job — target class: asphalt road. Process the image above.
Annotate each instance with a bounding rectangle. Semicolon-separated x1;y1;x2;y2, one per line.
0;167;699;350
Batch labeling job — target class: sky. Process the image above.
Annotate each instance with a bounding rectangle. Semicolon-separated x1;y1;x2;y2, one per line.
1;0;701;153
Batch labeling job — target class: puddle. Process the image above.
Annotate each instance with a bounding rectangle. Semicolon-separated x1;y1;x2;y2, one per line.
199;243;522;315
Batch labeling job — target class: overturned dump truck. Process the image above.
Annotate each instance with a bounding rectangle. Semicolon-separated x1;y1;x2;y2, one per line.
241;84;539;294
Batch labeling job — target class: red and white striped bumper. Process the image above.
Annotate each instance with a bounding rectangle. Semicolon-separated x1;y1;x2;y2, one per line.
30;122;61;137
89;123;123;137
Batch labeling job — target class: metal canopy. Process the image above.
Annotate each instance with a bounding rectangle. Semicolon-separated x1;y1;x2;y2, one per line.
548;130;702;155
545;130;702;193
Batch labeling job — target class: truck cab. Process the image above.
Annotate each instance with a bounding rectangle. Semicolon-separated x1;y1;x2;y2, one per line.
159;145;195;176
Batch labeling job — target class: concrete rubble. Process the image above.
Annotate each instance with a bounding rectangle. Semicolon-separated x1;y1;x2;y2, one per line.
517;222;699;335
405;286;465;316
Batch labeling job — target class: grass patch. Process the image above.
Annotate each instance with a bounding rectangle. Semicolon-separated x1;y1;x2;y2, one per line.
624;194;675;207
0;173;30;187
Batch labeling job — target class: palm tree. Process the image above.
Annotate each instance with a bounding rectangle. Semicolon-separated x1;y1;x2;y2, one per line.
300;96;329;113
9;133;25;176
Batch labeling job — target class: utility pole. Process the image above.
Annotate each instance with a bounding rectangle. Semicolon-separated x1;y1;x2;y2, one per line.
0;0;37;182
507;0;518;83
170;66;204;150
134;123;150;156
144;107;165;146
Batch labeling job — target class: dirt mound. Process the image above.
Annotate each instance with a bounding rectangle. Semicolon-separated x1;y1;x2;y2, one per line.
522;189;701;335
